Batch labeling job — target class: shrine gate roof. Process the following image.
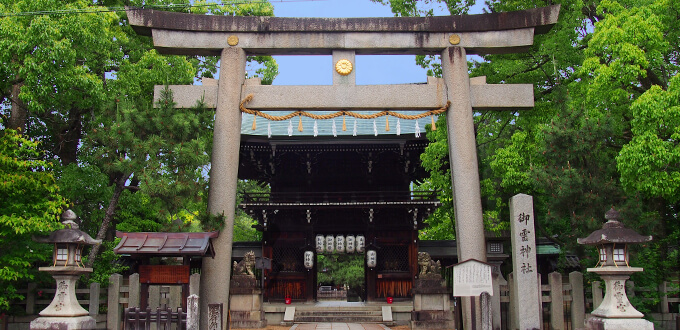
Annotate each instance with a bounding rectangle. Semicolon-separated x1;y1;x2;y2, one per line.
114;231;218;257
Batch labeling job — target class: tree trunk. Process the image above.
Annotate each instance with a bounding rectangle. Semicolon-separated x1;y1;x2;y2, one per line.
85;174;130;268
8;82;27;132
55;109;83;166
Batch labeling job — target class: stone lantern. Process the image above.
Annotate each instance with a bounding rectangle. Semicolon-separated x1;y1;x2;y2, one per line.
30;210;101;330
577;207;653;330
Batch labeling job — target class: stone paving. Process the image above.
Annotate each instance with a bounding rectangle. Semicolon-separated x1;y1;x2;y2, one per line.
290;323;391;330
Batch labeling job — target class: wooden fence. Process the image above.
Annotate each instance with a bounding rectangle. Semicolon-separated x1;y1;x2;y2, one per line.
499;271;679;330
3;271;678;330
1;282;108;329
123;307;188;329
107;273;201;330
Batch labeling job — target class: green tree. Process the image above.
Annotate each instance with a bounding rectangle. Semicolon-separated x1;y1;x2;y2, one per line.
376;0;679;284
317;254;364;295
0;0;122;164
2;0;278;271
0;121;67;311
81;88;213;266
232;180;269;242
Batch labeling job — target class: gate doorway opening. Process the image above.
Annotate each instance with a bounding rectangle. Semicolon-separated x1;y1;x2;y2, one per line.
317;254;365;302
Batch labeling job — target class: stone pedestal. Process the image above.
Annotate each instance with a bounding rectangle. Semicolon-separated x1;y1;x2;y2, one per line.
584;267;654;330
30;316;96;330
411;279;455;330
584;317;653;330
229;275;266;328
30;268;96;330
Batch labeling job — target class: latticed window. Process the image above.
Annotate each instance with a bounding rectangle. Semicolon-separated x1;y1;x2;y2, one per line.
599;247;607;263
56;245;68;262
377;245;409;273
273;245;305;273
613;244;626;262
488;242;503;254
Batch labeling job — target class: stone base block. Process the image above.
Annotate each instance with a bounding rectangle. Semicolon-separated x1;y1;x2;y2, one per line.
584;317;654;330
411;309;455;329
30;316;96;329
411;320;455;330
412;279;447;294
229;310;267;329
230;320;267;328
411;310;454;322
230;275;258;294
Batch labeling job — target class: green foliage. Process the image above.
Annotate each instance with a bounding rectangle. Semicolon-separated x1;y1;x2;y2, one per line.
232;180;269;241
199;211;227;232
377;0;680;285
56;164;111;235
317;254;365;293
618;74;680;201
0;122;67;311
1;0;279;272
85;239;128;287
418;119;454;239
85;87;213;215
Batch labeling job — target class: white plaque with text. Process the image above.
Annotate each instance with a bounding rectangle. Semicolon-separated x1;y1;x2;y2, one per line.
453;259;493;297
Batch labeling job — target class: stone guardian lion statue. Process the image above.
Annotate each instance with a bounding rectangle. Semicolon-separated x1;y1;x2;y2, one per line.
417;252;442;279
232;251;256;277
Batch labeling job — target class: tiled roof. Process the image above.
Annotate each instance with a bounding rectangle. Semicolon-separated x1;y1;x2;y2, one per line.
114;231;218;257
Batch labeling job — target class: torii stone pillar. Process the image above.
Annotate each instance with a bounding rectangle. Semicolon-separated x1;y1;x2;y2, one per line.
200;47;246;330
442;46;487;329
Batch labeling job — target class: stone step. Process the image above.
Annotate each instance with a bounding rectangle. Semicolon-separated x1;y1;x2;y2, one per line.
294;306;383;311
294;315;383;323
294;308;384;323
297;310;382;316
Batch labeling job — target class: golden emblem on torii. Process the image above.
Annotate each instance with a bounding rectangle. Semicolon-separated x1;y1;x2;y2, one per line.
335;59;353;75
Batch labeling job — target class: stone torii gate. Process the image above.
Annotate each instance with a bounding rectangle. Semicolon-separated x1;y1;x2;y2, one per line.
127;6;559;329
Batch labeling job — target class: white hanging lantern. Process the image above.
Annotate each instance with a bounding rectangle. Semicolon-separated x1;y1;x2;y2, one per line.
356;235;366;253
367;250;377;268
326;235;335;253
304;251;314;269
346;235;355;253
316;235;325;253
336;235;345;253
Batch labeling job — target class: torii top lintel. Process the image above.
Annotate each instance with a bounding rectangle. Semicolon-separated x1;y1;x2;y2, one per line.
126;5;560;56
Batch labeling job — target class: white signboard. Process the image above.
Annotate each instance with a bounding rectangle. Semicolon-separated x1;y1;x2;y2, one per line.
453;259;493;297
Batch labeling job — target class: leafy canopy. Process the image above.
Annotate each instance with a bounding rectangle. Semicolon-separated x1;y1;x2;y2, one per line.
0;120;67;311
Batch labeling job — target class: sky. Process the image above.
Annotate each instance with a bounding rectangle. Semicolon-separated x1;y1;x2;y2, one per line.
264;0;439;86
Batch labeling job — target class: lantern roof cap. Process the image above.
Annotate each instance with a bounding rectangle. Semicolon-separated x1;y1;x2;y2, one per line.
33;210;101;245
33;228;102;245
577;207;652;245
